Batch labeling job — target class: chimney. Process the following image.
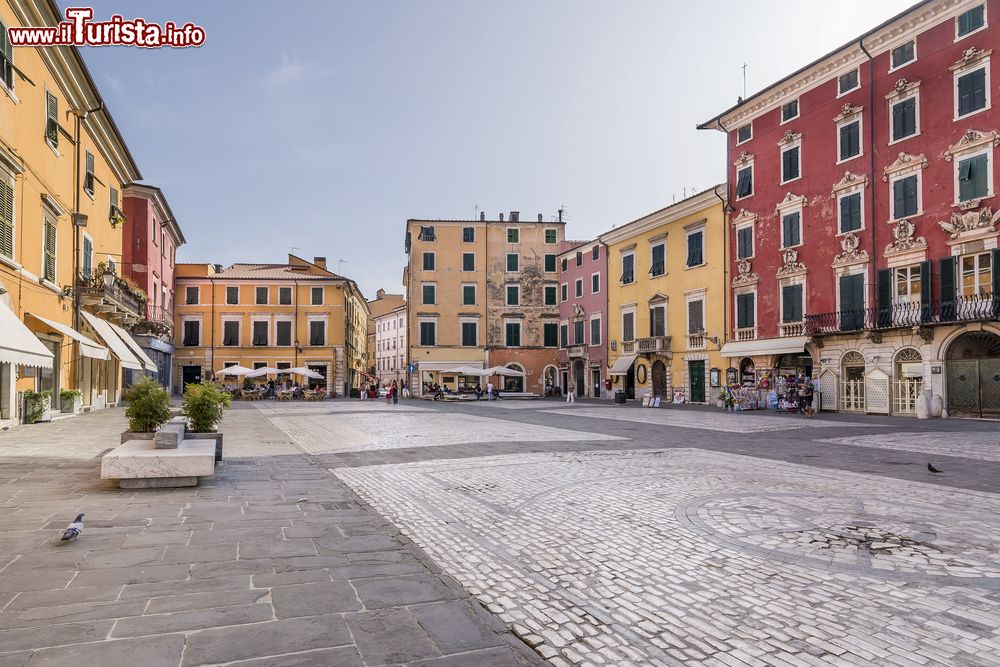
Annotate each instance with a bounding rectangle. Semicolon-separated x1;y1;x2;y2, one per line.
558;208;563;223
212;264;223;274
537;213;543;223
509;211;519;223
480;212;485;221
499;212;504;222
376;288;385;298
313;256;327;269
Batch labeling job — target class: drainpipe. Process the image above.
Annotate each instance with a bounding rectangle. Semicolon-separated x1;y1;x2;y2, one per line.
712;181;728;350
293;279;299;367
859;38;876;323
208;276;215;383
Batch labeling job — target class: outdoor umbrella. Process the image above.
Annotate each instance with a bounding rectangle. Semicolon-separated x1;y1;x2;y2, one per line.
486;366;525;377
450;365;488;376
215;365;253;377
287;367;324;380
245;366;280;378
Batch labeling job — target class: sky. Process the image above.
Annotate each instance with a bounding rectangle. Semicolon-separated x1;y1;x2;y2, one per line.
78;0;915;299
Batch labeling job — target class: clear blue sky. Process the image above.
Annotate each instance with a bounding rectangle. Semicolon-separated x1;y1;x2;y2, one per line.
79;0;914;298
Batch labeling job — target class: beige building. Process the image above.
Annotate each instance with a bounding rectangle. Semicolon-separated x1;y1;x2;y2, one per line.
173;255;369;397
367;288;406;387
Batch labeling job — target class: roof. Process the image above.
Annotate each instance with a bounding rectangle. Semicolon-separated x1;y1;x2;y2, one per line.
123;184;185;245
176;263;347;281
599;186;725;246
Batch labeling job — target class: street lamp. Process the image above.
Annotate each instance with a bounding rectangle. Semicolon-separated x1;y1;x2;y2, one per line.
101;269;115;290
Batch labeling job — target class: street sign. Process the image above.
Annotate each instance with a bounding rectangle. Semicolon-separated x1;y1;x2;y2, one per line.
407;363;416;373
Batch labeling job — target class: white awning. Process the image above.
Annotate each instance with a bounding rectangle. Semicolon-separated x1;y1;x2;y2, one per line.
104;319;158;372
80;311;143;371
719;336;810;358
0;302;54;368
26;313;110;361
419;361;485;373
608;353;638;376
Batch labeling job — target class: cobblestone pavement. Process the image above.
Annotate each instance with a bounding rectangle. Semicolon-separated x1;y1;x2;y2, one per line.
0;406;540;667
815;431;1000;462
541;407;891;432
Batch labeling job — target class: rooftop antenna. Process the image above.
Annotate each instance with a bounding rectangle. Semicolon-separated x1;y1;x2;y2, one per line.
291;246;302;255
338;259;349;275
741;63;748;99
474;204;479;220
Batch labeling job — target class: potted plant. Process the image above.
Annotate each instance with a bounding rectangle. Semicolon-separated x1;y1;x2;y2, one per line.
120;377;172;443
22;390;52;424
60;389;83;414
182;382;232;461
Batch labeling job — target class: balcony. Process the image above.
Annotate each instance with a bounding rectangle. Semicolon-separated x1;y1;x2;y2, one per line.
621;340;635;353
804;294;996;337
636;336;671;355
687;334;706;350
132;304;173;338
76;271;144;323
567;345;586;358
780;322;805;337
735;327;757;341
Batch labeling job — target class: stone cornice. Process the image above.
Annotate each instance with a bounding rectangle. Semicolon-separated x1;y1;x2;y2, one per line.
776;249;807;278
776;192;808;215
831;171;869;197
733;151;754;167
944;129;1000;161
777;130;802;147
731;209;758;229
885;78;921;102
832;232;871;267
732;259;760;287
949;46;992;72
833;102;864;123
882;152;928;181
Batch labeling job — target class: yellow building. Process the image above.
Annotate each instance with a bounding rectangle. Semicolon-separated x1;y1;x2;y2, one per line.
173;255;369;397
1;0;145;425
601;187;728;403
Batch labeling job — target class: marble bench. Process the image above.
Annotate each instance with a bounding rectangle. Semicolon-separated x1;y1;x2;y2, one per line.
101;439;216;488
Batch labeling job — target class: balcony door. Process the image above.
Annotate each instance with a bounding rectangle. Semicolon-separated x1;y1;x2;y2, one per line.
839;274;865;331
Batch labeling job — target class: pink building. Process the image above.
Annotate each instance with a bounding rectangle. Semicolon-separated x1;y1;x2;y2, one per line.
123;185;185;388
557;240;608;398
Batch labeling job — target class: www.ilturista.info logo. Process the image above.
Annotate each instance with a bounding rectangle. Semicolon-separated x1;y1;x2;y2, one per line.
7;7;205;48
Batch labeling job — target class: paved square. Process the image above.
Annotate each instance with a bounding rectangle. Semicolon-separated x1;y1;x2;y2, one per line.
815;431;1000;462
541;407;893;432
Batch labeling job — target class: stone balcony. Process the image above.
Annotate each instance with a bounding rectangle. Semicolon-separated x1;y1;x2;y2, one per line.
636;336;671;355
77;272;144;324
735;327;757;341
780;322;805;337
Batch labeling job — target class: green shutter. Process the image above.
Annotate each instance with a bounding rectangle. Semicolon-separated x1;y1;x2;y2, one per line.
781;286;793;323
940;257;956;321
919;261;931;323
876;269;892;328
0;178;12;258
82;236;92;277
43;220;56;282
45;92;58;146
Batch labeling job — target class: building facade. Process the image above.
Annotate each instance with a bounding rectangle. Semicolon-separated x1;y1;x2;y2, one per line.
556;241;608;398
1;0;147;425
173;255;369;397
123;184;185;390
367;288;406;387
700;0;1000;417
603;188;728;403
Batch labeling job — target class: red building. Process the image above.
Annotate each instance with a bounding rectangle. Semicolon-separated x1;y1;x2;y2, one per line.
556;240;608;399
123;184;185;388
700;0;999;417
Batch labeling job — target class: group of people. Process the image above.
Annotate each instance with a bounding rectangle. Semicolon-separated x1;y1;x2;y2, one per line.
423;380;501;400
361;379;406;404
221;378;316;399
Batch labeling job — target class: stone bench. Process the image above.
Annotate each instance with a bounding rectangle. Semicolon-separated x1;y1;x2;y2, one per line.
101;439;216;489
154;418;186;449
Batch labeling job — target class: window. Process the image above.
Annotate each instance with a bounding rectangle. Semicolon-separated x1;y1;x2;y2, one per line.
506;253;519;272
560;323;568;347
895;265;921;303
891;97;918;141
561;283;568;302
274;320;291;346
686;230;704;267
687;299;704;334
958;152;990;202
649;305;666;337
960;252;992;296
461;322;478;347
891;41;915;69
505;321;521;347
622;311;635;342
506;285;519;306
621;253;635;284
561;258;568;272
309;320;326;346
506;228;519;243
84;151;95;195
422;284;435;305
45;91;59;147
255;286;268;304
781;99;799;122
590;317;601;345
544;254;556;272
311;287;323;305
252;321;268;346
463;284;476;305
545;229;557;244
81;236;92;279
737;123;752;144
0;20;13;90
592;245;599;260
957;67;987;118
591;273;600;294
737;226;753;259
839;192;863;233
736;165;753;198
42;217;56;283
462;253;475;271
419;321;436;346
781;212;801;249
544;285;557;306
571;251;580;267
575;279;583;298
422;252;435;271
781;284;804;323
838;69;860;95
417;226;436;241
650;243;665;276
574;320;585;345
0;174;12;260
736;293;755;329
957;4;985;38
462;226;475;242
839;273;865;329
223;320;240;346
182;320;200;347
544;322;558;347
781;145;800;183
226;286;239;304
185;286;199;304
892;174;919;219
838;120;861;161
279;287;292;305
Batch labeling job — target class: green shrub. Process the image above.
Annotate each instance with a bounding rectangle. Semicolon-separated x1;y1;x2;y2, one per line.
123;377;172;433
60;389;82;402
23;390;52;424
183;382;232;433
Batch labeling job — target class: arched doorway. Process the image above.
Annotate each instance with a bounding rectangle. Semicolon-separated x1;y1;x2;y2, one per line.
543;365;557;397
840;351;865;412
947;331;1000;417
573;360;585;398
651;360;668;398
893;348;923;415
504;363;524;393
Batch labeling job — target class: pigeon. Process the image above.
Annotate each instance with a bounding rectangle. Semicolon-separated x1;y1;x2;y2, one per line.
927;463;942;474
61;513;85;541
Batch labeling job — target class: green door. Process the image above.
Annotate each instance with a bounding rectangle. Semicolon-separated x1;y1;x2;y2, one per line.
690;360;706;403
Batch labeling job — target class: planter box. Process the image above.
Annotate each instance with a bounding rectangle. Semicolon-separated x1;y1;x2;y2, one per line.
186;432;223;462
61;397;82;414
121;432;156;444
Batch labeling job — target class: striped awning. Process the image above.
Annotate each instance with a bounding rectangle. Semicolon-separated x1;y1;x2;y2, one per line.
26;313;110;361
0;301;53;368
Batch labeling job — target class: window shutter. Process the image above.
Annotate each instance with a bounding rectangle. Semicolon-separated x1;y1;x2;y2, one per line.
970;69;986;111
919;260;932;323
0;178;12;258
939;257;956;321
82;236;92;277
892;180;905;218
905;176;917;215
782;287;793;323
903;99;915;136
973;155;988;199
876;268;892;328
992;249;1000;318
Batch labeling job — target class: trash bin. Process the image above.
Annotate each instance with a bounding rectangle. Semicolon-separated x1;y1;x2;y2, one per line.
614;390;626;405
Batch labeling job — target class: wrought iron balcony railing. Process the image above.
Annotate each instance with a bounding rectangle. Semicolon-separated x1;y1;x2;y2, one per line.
804;294;996;336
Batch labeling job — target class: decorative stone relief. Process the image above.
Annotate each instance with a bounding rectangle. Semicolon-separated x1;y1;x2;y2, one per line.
944;130;1000;161
776;249;807;277
832;233;870;267
950;46;992;71
831;171;868;197
882;152;928;181
937;208;999;240
884;219;927;255
833;102;863;122
730;208;758;229
732;259;759;287
571;304;585;318
777;129;802;147
733;151;754;167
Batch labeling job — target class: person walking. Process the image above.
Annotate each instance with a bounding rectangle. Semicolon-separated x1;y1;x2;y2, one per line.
566;383;575;403
386;384;393;405
486;380;494;401
391;380;399;404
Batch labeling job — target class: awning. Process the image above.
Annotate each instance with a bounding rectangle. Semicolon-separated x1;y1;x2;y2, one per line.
419;361;485;373
104;319;158;372
0;301;54;368
26;313;110;361
80;311;143;371
608;353;638;376
719;336;810;358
